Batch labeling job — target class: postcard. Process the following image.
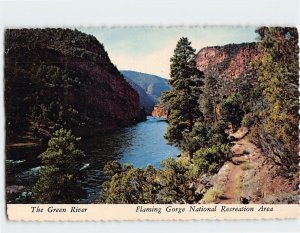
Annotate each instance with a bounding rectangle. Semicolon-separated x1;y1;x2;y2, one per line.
5;26;299;220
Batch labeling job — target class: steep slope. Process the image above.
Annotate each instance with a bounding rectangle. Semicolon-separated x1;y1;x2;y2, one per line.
121;70;170;102
5;28;146;145
197;42;259;80
124;78;156;115
196;43;259;97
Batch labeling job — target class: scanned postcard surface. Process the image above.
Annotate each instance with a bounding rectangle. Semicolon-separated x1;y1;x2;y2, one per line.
5;26;299;220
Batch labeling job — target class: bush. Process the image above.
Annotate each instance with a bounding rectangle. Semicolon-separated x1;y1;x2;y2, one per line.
240;162;254;171
194;143;232;175
32;129;85;203
241;113;254;127
98;158;201;204
202;187;224;203
220;93;244;131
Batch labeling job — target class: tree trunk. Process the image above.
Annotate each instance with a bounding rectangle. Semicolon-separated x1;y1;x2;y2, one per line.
188;149;193;161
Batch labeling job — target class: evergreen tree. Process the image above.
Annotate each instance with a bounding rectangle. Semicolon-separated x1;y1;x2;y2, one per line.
161;37;204;159
200;74;219;123
220;93;244;132
32;129;85;203
254;27;299;174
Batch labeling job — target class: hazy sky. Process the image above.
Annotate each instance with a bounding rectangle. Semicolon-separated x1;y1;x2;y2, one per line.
79;27;257;78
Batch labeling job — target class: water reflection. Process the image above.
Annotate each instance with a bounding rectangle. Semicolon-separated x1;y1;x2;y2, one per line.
6;116;181;203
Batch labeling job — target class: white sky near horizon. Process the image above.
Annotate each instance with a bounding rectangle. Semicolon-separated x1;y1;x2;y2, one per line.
79;26;258;79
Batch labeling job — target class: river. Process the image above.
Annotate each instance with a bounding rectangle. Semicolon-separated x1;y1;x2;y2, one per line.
6;116;181;203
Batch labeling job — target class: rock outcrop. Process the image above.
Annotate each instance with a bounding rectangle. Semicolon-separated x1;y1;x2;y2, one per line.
152;104;168;118
196;43;259;81
5;28;146;144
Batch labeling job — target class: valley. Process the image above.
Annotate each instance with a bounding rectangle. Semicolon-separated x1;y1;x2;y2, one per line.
5;27;299;204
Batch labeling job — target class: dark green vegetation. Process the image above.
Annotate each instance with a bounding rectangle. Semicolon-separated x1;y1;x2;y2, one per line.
100;37;232;203
161;37;205;160
252;27;299;175
100;28;299;204
5;27;298;204
98;158;200;204
33;129;85;203
5;29;145;147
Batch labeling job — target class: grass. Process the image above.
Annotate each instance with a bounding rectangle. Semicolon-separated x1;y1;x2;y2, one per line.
234;173;243;197
240;162;254;171
202;187;224;203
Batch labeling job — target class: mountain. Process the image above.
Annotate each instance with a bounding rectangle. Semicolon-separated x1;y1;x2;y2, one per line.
196;42;259;97
5;28;146;145
121;70;171;102
196;42;259;80
124;78;156;114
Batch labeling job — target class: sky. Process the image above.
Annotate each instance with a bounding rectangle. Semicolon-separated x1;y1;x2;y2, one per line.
79;27;258;79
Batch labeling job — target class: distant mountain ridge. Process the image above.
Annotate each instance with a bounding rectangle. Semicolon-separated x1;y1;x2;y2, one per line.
124;78;156;114
121;70;171;114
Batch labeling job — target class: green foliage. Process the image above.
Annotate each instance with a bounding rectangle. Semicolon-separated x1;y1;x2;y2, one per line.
5;28;139;144
241;112;256;128
200;75;220;123
161;37;204;159
32;129;85;203
202;187;224;203
240;162;254;171
254;27;299;175
98;158;200;204
220;93;244;131
194;143;232;175
180;120;228;154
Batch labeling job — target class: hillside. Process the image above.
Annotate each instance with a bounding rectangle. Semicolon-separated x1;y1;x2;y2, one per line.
196;43;259;98
123;78;156;115
196;42;259;80
121;70;170;102
5;28;146;145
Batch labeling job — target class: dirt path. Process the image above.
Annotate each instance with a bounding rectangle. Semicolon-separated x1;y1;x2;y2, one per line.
219;158;243;204
218;127;256;204
203;126;298;204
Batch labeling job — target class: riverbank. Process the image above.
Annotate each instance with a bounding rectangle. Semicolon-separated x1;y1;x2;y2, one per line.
6;116;180;204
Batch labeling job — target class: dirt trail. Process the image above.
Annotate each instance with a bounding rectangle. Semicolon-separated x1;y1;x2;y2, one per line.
219;127;258;204
219;157;244;204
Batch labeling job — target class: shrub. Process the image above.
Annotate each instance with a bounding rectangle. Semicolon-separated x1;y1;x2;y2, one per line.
220;93;244;131
241;113;255;128
240;162;254;171
32;129;85;203
202;187;224;203
194;143;232;175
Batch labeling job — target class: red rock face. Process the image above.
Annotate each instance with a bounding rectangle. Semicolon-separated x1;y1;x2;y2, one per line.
5;29;146;141
152;104;168;118
197;48;227;71
196;43;259;81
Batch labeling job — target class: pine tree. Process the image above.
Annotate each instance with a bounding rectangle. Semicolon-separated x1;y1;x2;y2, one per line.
200;74;219;123
32;129;85;203
254;27;299;174
161;37;204;160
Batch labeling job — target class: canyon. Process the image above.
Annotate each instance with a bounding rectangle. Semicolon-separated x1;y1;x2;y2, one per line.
5;29;146;145
196;42;259;81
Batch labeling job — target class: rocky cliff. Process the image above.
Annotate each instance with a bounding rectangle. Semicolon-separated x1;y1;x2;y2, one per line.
5;28;146;144
196;42;259;80
152;104;168;118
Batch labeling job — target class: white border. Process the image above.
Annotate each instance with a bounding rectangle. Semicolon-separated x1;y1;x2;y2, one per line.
0;0;299;232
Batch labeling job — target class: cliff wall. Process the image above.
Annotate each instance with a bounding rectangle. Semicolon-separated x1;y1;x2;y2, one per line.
5;28;146;144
